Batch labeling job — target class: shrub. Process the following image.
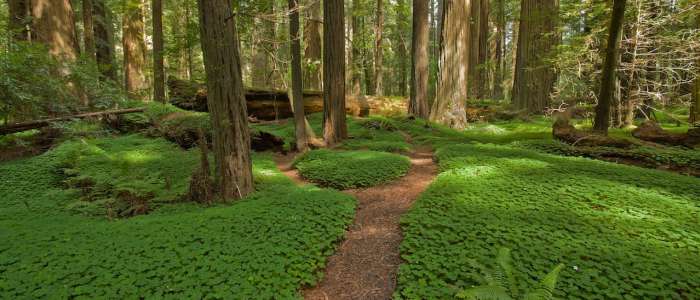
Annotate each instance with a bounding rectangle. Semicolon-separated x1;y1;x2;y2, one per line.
295;149;411;189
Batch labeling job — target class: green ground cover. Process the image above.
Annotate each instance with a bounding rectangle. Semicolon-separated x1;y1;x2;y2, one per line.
0;135;356;299
294;149;411;189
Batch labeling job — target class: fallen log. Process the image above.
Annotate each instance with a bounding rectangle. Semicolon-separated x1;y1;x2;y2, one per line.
0;108;145;135
632;121;700;147
167;77;370;119
552;117;633;148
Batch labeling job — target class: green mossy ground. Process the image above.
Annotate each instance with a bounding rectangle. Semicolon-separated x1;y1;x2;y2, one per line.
294;149;411;190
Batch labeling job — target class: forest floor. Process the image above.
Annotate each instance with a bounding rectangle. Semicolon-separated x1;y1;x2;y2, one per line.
277;146;437;299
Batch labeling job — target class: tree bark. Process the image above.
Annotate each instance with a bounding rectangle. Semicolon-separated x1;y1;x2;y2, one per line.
197;0;253;200
373;0;384;96
289;0;308;151
123;0;148;99
7;0;30;41
82;0;96;60
593;0;627;135
350;0;363;96
493;0;505;99
467;0;489;100
30;0;80;61
511;0;559;114
395;0;409;97
409;0;430;118
430;0;470;129
152;0;165;103
303;0;322;90
323;0;347;145
94;0;117;81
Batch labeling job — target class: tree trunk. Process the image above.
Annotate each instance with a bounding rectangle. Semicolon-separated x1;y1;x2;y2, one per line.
493;0;505;99
94;0;117;81
395;0;409;97
7;0;30;41
350;0;363;96
30;0;80;61
123;0;148;99
323;0;347;145
252;1;275;88
692;18;700;125
289;0;308;151
185;2;194;79
82;0;96;60
511;0;558;114
152;0;165;103
409;0;429;118
467;0;489;100
197;0;254;200
430;0;470;129
593;0;627;135
303;0;322;90
373;0;384;96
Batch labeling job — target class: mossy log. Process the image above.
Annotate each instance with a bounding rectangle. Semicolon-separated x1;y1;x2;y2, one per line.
632;121;700;147
552;118;633;148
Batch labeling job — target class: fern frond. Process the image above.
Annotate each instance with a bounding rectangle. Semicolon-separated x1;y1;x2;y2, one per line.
522;264;564;300
495;248;518;298
456;285;514;300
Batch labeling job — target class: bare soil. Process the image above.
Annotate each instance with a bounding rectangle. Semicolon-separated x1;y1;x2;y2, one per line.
275;147;437;300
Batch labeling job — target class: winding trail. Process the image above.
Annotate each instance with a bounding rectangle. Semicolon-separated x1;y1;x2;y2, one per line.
275;147;438;300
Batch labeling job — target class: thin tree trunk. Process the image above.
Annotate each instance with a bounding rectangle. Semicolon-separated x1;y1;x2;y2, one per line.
7;0;30;41
123;0;148;99
197;0;253;200
593;0;627;134
303;0;322;90
185;2;194;79
374;0;384;96
396;0;409;97
83;0;96;60
350;0;363;96
94;0;117;81
512;0;558;113
690;18;700;125
289;0;308;151
409;0;429;118
430;0;470;129
323;0;347;145
152;0;165;103
493;0;505;99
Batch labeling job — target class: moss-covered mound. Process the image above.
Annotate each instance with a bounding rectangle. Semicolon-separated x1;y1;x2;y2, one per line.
295;149;411;189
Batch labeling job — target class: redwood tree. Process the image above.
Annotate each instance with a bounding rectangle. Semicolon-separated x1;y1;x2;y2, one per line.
289;0;308;151
30;0;80;61
409;0;429;118
430;0;470;129
512;0;559;113
197;0;253;200
83;0;96;60
152;0;165;103
374;0;384;96
323;0;347;145
123;0;147;99
94;0;117;81
303;0;322;90
593;0;627;134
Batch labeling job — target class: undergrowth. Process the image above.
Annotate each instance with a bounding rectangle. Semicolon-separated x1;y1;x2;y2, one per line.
0;136;356;298
294;149;411;189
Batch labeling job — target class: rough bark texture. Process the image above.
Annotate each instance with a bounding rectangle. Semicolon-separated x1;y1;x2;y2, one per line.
512;0;558;114
593;0;627;134
82;0;96;60
323;0;347;146
123;0;148;99
7;0;30;41
152;0;166;103
30;0;80;61
430;0;470;129
373;0;384;96
289;0;308;151
94;0;117;81
409;0;430;118
197;0;254;200
468;0;489;100
303;0;322;90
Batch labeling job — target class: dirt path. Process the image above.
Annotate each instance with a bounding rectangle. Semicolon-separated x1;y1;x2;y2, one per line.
275;147;438;299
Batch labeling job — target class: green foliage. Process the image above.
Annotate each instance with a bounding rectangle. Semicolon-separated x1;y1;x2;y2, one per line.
0;137;356;298
396;143;700;299
295;149;411;189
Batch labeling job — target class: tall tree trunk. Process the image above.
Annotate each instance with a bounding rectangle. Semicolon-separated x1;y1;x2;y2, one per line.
492;0;504;99
477;0;489;99
350;0;363;96
430;0;470;129
374;0;384;96
323;0;347;145
467;0;489;100
289;0;308;151
511;0;558;113
197;0;253;200
593;0;627;134
152;0;165;103
409;0;429;118
94;0;117;81
123;0;148;99
30;0;80;61
395;0;409;97
7;0;30;41
690;18;700;125
303;0;322;90
185;1;194;79
82;0;96;60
